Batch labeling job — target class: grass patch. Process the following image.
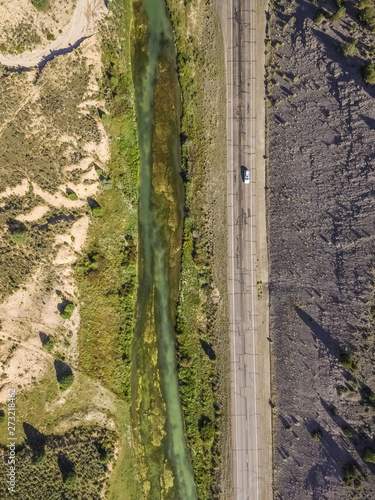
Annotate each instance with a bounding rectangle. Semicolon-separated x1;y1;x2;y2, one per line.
342;426;353;438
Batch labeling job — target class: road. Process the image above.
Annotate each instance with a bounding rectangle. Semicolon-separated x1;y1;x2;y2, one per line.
224;0;272;498
0;0;106;68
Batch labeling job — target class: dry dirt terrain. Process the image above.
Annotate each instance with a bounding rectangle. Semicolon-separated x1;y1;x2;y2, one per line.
0;0;106;67
268;0;375;498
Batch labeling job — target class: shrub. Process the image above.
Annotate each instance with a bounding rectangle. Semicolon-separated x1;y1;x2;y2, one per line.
31;450;47;466
359;0;371;8
60;303;75;320
311;428;323;441
360;6;375;29
330;406;340;415
46;31;55;41
337;385;349;396
66;192;78;201
10;229;28;245
42;336;54;352
101;178;113;190
339;39;359;57
363;448;375;463
63;469;77;489
92;207;103;217
343;463;360;486
342;426;353;438
314;10;326;23
59;373;74;392
31;0;50;10
331;6;346;22
363;62;375;83
339;352;358;371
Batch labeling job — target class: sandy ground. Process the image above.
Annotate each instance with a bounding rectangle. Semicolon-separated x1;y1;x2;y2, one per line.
0;213;90;401
268;0;375;498
0;0;107;67
0;19;108;403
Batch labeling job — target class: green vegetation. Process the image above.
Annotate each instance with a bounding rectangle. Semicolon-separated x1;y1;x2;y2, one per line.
339;352;359;371
311;428;323;441
337;385;349;395
362;61;375;83
342;426;353;438
42;336;55;352
359;6;375;28
314;10;326;23
60;303;75;320
9;228;28;245
331;6;346;22
92;207;103;217
363;448;375;462
63;469;77;489
0;50;102;299
166;0;229;496
0;426;115;498
339;38;359;57
343;463;361;487
330;405;340;415
76;0;138;403
31;0;50;10
59;372;74;391
66;191;78;201
46;31;55;41
359;0;372;8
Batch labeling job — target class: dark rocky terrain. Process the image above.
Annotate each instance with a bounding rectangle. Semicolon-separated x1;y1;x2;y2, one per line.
268;0;375;498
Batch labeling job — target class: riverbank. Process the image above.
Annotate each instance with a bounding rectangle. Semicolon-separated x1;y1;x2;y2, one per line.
165;0;230;497
76;0;140;496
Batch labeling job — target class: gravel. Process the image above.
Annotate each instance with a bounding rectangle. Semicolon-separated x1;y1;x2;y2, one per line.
268;0;375;498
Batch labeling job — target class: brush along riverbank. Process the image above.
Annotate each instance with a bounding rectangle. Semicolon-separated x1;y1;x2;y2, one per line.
75;0;140;496
165;0;230;497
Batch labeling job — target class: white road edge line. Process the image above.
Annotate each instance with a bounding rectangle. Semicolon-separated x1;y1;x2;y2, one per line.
248;1;260;498
229;0;240;495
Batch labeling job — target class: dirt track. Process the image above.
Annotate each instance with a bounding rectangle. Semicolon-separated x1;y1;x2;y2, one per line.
268;0;375;498
0;0;106;68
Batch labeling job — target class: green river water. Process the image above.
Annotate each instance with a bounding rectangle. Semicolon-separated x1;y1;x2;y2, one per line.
132;0;198;498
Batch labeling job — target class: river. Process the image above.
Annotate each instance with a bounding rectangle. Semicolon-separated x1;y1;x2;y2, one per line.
131;0;198;498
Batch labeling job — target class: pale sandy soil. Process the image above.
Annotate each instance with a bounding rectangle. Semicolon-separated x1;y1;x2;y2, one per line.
0;178;29;199
0;214;90;402
0;24;109;406
17;205;50;222
0;0;107;67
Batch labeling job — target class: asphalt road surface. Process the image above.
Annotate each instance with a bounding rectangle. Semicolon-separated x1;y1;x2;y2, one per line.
226;0;271;498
